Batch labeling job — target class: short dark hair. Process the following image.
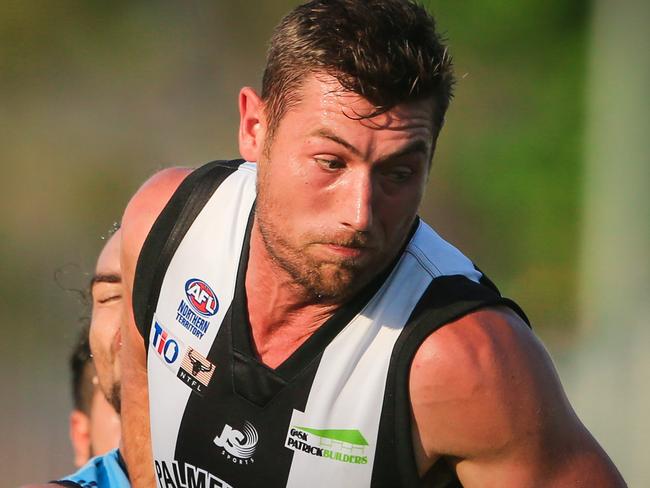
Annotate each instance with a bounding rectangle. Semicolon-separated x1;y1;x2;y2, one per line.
70;324;95;415
261;0;454;139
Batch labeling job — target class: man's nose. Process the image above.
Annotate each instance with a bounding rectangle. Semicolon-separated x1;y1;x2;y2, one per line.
340;170;374;232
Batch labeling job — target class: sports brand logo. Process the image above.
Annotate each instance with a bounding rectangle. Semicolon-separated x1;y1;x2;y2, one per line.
151;322;181;366
176;347;215;396
185;278;219;316
285;424;369;465
214;421;259;465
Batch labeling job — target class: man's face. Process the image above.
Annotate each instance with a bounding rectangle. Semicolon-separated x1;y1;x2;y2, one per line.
89;230;122;412
255;75;435;301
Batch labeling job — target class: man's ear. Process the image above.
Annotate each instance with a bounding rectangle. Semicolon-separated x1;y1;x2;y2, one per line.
69;410;91;468
238;87;267;162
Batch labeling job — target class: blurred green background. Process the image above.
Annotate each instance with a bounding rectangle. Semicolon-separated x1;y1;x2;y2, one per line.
1;0;647;485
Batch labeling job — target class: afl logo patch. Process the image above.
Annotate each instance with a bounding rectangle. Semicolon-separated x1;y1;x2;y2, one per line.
184;278;219;317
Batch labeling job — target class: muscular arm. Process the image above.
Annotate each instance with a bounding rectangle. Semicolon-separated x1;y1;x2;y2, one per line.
120;167;192;488
410;307;625;487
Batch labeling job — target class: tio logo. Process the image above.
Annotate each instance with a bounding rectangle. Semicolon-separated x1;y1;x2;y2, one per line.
214;421;258;461
152;322;180;364
185;278;219;317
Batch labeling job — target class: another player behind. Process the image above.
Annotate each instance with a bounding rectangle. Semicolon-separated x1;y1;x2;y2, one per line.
24;229;130;487
68;324;121;468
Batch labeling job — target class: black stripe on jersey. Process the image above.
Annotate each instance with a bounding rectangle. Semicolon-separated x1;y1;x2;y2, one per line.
371;274;529;487
51;482;82;488
132;159;245;348
474;263;530;324
173;295;323;487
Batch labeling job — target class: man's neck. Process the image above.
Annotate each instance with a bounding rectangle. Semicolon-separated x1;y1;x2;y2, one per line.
245;224;340;368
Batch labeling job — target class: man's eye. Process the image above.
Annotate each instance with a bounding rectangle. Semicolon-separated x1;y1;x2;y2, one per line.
97;294;122;304
384;167;414;182
315;158;345;171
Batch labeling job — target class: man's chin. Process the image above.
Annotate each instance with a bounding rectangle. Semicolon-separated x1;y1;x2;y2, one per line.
303;264;369;302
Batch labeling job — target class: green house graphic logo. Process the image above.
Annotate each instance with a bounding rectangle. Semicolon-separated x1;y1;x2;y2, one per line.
285;426;369;465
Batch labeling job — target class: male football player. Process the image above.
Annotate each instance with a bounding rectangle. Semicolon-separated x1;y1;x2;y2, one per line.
120;1;625;486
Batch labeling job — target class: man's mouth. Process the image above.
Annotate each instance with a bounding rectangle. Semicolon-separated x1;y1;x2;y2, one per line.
320;242;373;260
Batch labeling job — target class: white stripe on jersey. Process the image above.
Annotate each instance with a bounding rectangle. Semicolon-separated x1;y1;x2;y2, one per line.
148;162;256;463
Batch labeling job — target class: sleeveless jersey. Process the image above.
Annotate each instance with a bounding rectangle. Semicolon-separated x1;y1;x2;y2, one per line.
133;160;528;488
56;448;130;487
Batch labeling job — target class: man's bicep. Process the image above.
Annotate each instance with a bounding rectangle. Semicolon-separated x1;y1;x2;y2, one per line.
120;289;155;487
410;308;549;462
119;166;191;487
410;307;625;486
455;419;626;487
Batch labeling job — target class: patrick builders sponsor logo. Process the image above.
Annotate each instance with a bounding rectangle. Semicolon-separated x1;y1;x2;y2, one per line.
285;426;369;465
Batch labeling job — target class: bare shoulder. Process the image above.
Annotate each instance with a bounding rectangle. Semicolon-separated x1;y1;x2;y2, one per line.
121;166;193;241
121;167;193;284
410;307;554;459
410;306;625;486
411;306;551;408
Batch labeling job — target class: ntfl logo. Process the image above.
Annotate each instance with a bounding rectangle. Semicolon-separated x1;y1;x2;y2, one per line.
176;347;215;396
185;278;219;317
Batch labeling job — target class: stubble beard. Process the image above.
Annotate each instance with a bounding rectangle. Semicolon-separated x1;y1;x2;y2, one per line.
95;360;122;414
256;207;371;303
107;381;121;414
258;223;359;302
99;371;121;414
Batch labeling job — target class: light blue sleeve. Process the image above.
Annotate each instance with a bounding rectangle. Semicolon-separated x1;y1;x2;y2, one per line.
58;448;131;488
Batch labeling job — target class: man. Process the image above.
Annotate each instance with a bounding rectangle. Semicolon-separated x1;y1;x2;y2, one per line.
68;325;121;468
120;1;625;486
25;230;131;487
56;229;131;486
24;230;130;488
